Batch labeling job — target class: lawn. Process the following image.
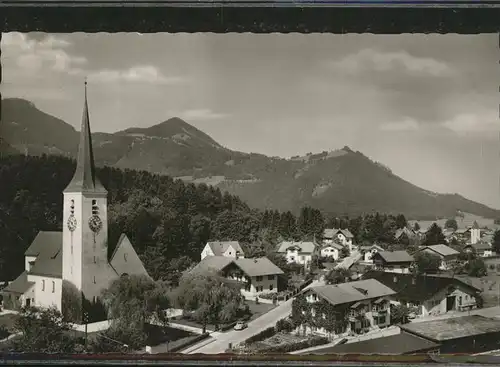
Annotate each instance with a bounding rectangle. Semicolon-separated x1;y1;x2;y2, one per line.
0;314;19;332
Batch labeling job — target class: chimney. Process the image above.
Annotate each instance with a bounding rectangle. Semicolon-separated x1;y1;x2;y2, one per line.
235;251;240;259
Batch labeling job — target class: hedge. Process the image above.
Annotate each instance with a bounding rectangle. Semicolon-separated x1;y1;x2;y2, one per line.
168;333;210;353
244;326;276;345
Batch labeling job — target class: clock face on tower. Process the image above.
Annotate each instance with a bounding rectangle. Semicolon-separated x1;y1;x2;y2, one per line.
67;215;77;232
88;215;103;233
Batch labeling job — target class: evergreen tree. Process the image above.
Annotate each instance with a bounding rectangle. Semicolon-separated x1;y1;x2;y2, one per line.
424;223;446;246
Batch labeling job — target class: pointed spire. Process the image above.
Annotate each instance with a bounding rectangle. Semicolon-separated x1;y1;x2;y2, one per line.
64;80;107;194
472;221;480;230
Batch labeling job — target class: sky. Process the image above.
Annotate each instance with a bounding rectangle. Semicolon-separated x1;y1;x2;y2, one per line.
2;32;500;209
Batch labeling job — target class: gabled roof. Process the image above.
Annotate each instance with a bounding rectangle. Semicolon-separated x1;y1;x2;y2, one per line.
25;231;62;257
400;315;500;342
394;227;416;239
419;244;459;257
307;279;396;307
206;241;244;256
2;271;35;294
464;241;491;251
109;234;150;278
190;256;284;278
232;257;284;277
373;250;414;264
323;228;354;239
277;241;316;254
306;331;440;355
359;244;384;252
63;82;106;194
362;271;481;303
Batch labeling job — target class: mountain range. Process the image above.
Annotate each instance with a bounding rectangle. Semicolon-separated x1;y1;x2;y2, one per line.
2;97;499;220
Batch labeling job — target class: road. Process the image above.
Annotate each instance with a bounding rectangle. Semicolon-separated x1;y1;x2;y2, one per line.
188;250;361;354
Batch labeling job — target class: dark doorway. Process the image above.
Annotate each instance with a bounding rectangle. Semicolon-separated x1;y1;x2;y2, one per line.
446;296;456;311
25;298;31;307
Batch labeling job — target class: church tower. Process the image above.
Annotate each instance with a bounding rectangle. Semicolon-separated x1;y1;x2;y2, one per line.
471;220;481;245
62;81;109;303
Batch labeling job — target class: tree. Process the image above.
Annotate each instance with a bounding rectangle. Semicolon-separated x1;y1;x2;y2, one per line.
464;258;487;277
101;274;172;333
445;218;458;231
413;251;441;274
174;272;244;333
340;246;350;259
10;306;85;353
395;214;407;229
325;268;352;285
390;304;410;324
492;230;500;254
413;222;420;232
423;223;446;246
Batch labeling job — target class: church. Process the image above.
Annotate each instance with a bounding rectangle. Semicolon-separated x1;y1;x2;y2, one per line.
2;83;149;317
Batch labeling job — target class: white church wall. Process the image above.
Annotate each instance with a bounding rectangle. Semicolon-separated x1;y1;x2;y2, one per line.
28;274;62;311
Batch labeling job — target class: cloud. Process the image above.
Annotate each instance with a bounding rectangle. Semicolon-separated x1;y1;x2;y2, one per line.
441;112;499;135
87;65;185;85
379;118;420;132
2;32;87;75
178;108;229;121
331;48;454;77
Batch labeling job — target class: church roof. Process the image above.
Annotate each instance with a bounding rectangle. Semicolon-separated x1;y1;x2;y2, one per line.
109;234;151;278
472;221;480;229
3;271;35;294
25;231;62;257
29;241;63;278
63;82;107;194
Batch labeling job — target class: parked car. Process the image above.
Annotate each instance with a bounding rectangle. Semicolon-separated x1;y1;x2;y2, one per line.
234;321;248;331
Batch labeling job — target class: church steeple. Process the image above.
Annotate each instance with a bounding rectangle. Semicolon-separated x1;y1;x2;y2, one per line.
64;80;107;194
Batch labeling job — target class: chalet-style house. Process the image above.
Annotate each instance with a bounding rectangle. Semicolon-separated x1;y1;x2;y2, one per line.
359;244;385;263
323;228;355;251
277;241;317;268
416;244;459;270
297;279;396;337
371;251;414;273
2;84;149;314
200;241;245;261
463;241;494;257
189;256;284;299
394;227;417;244
319;242;344;261
363;271;482;318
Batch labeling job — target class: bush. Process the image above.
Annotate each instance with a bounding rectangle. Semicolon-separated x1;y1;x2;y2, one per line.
168;333;210;353
244;326;276;345
275;318;294;333
0;325;10;340
495;264;500;272
258;336;329;353
489;264;495;271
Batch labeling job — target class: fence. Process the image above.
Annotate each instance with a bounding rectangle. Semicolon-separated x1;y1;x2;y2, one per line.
70;319;112;333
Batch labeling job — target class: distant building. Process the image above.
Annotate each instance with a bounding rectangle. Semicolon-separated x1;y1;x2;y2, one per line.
359;244;385;263
189;256;284;300
416;244;459;270
363;271;482;318
394;227;417;243
471;221;481;245
297;279;396;337
319;242;344;261
400;315;500;354
1;84;149;315
323;228;354;251
371;251;414;274
200;241;245;261
277;241;317;268
463;241;494;258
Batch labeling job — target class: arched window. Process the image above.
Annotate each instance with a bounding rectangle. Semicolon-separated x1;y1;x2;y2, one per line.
124;253;128;262
42;280;45;291
93;276;96;284
52;281;55;293
70;199;75;215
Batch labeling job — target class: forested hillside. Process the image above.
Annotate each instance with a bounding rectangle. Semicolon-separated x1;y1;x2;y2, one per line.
0;154;413;283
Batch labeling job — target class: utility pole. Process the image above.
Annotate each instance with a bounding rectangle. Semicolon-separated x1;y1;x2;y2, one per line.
83;311;89;349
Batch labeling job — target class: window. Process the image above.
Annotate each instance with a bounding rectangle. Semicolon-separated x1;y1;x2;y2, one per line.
92;200;99;216
256;276;263;282
124;253;128;262
93;256;97;264
42;280;45;291
290;257;295;261
93;276;96;284
71;245;73;254
269;284;274;291
458;296;462;306
268;275;274;280
70;199;75;215
301;256;305;261
93;296;97;303
52;281;55;293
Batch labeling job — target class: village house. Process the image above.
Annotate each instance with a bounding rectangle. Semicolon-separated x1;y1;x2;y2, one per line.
319;242;344;261
323;228;355;251
400;315;500;354
277;241;317;268
394;227;417;244
362;271;482;318
1;84;149;314
200;241;245;261
296;279;396;337
371;250;414;274
463;241;494;257
416;244;459;270
188;256;284;300
359;244;385;263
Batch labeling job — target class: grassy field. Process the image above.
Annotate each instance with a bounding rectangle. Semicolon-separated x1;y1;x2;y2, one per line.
475;257;500;307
